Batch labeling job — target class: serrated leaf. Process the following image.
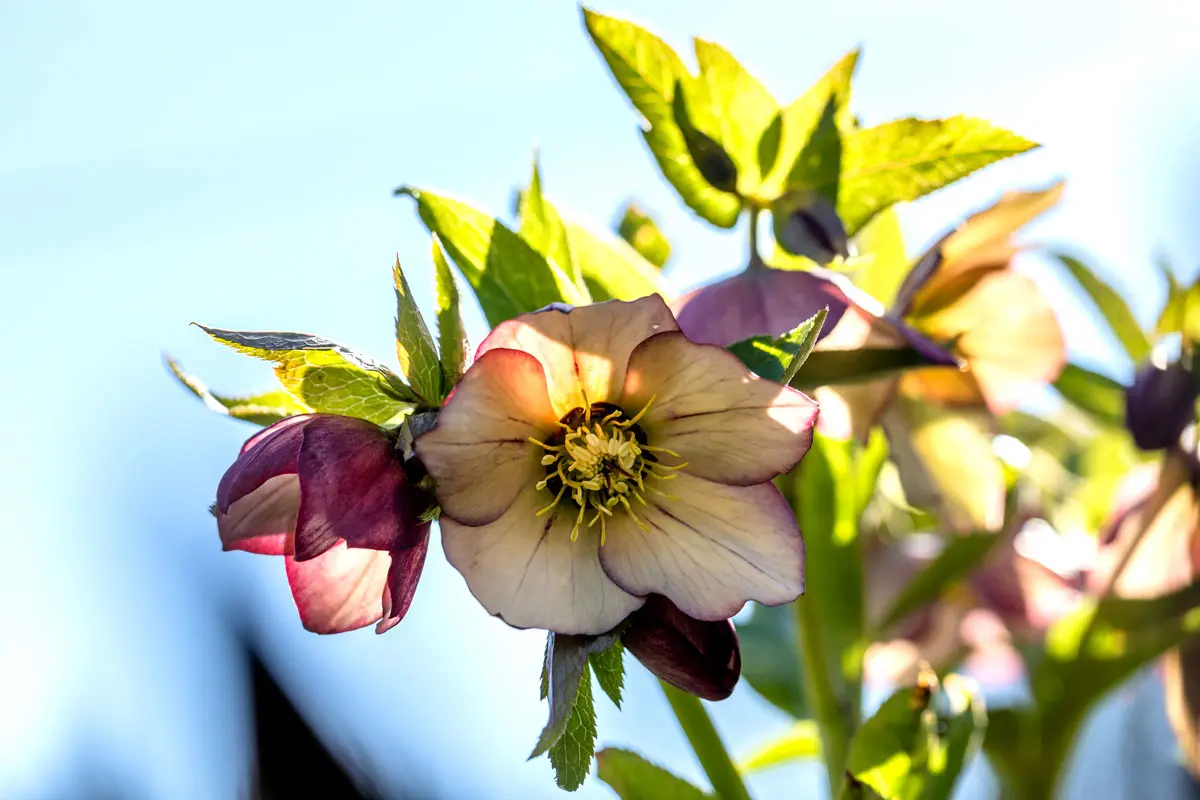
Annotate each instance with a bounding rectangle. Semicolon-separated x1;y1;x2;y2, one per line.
519;155;580;289
1053;362;1126;427
876;532;1002;634
431;236;468;390
549;662;597;792
597;748;712;799
589;641;625;708
397;187;584;326
392;258;441;405
616;203;671;269
195;327;416;425
760;49;859;200
1052;252;1150;363
531;631;621;759
739;720;822;773
582;8;742;227
810;117;1038;236
691;38;781;196
166;356;311;426
729;309;827;383
736;603;808;718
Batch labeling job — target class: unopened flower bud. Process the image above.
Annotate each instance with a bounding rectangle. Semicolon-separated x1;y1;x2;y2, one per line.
1126;361;1200;451
772;190;849;266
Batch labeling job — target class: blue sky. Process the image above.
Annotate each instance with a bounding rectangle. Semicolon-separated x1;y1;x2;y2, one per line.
2;1;1199;797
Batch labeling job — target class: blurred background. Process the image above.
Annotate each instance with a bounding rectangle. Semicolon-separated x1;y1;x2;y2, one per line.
3;1;1199;797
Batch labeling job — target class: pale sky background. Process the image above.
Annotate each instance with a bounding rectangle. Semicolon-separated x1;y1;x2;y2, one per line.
3;1;1199;798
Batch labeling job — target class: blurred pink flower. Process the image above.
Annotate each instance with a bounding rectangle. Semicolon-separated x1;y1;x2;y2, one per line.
215;414;432;635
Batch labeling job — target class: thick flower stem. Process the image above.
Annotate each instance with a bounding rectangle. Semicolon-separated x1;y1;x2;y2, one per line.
795;596;850;793
660;681;753;800
747;206;764;271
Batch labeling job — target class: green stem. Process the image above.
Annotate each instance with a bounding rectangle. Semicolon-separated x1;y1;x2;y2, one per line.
747;206;764;271
795;596;850;793
660;681;752;800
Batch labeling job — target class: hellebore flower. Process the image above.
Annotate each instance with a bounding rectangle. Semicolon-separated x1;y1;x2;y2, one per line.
215;414;432;634
1125;361;1200;452
621;594;741;701
416;295;816;636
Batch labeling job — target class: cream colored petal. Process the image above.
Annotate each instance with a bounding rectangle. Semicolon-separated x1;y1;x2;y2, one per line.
415;348;558;526
599;474;804;620
476;295;678;417
440;487;644;635
217;473;299;555
621;331;818;485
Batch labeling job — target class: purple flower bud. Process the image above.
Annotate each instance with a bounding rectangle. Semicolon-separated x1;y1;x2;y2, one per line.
621;595;741;701
1126;361;1200;451
772;191;849;266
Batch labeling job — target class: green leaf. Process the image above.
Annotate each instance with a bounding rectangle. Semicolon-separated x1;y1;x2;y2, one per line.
690;38;781;196
814;117;1038;236
851;207;909;308
582;8;742;228
736;603;808;718
564;221;666;302
431;235;468;390
909;675;987;800
617;203;671;269
549;661;598;792
789;347;934;388
392;257;441;405
531;631;621;758
397;187;583;326
760;49;859;200
728;309;827;383
671;82;739;194
1053;363;1126;427
876;532;1002;633
589;641;625;708
519;155;580;288
166;356;310;426
841;673;938;799
596;748;712;799
196;327;416;425
1052;252;1151;363
739;720;822;773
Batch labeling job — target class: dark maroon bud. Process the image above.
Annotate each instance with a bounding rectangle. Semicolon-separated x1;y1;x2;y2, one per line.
1126;361;1200;451
621;595;741;701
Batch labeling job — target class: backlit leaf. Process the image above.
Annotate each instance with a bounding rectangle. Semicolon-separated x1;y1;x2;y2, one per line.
431;236;468;390
617;203;671;269
196;327;416;425
739;720;822;773
392;258;441;405
597;748;711;799
166;356;310;426
549;662;597;791
589;641;626;708
1053;362;1126;428
564;221;666;302
1052;252;1150;364
729;309;827;383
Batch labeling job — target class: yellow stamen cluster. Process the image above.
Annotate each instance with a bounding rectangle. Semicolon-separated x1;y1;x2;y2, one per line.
528;398;684;544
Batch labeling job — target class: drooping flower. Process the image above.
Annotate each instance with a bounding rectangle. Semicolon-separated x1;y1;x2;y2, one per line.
1125;361;1200;452
416;295;817;636
620;594;741;701
215;414;432;634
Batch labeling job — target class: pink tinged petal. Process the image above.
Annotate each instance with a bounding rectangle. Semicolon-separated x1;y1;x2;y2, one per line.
599;474;804;621
377;525;432;634
620;331;818;485
217;474;299;555
414;348;559;526
622;595;741;701
475;295;679;417
671;268;852;348
216;414;316;512
292;415;421;560
285;542;391;634
440;487;644;635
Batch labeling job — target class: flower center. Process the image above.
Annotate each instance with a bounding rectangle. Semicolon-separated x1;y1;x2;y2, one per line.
528;398;684;544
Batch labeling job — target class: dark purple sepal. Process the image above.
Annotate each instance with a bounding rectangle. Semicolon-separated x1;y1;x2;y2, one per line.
376;525;432;634
621;595;741;701
216;415;314;513
1126;361;1200;451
